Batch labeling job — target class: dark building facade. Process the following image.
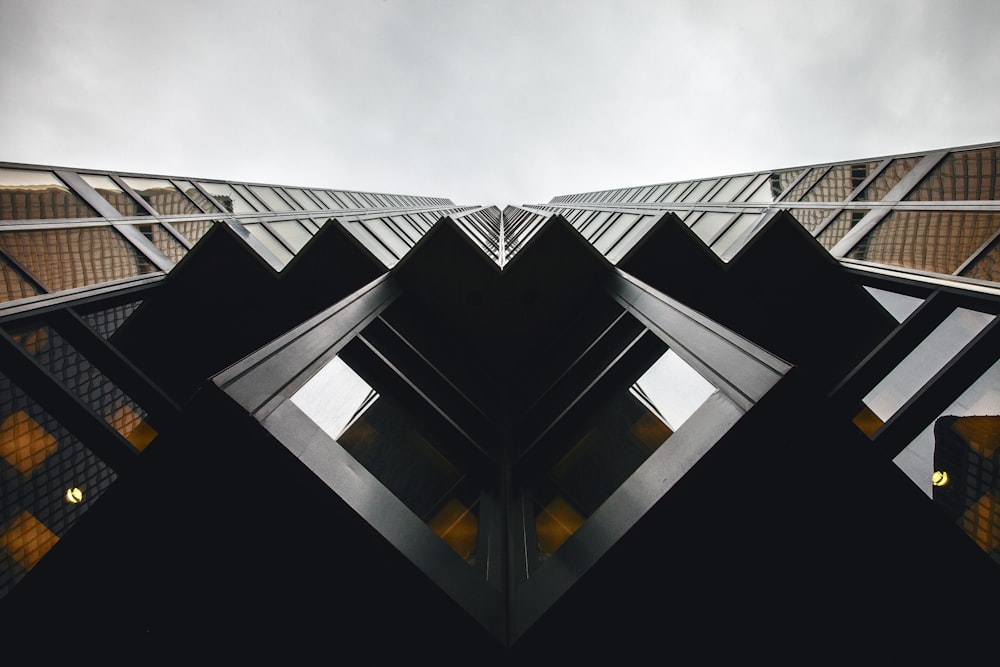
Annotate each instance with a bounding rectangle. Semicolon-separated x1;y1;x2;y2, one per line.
1;144;999;660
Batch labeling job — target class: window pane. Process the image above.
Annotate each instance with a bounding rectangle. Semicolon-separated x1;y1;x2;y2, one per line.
679;179;717;203
711;212;763;260
962;239;1000;283
365;217;412;258
120;177;201;216
816;209;870;250
789;208;834;234
847;211;1000;274
708;175;753;202
906;147;1000;201
243;223;293;265
863;286;923;323
855;157;922;202
267;220;313;253
593;213;640;254
132;223;188;264
780;167;826;202
196;182;257;214
285;188;320;211
797;162;879;203
79;174;147;217
248;186;294;212
857;308;994;432
169;219;217;246
690;212;734;244
0;227;157;292
0;256;41;302
0;169;96;220
173;180;222;213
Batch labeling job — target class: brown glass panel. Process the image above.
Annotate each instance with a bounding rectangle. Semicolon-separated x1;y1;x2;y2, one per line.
133;223;188;264
788;208;834;234
170;219;217;246
847;210;1000;274
961;239;1000;283
79;299;143;339
799;162;880;203
79;174;148;217
0;256;41;302
0;227;157;292
906;147;1000;201
781;167;826;202
817;209;870;250
856;157;922;201
120;177;201;216
0;169;97;221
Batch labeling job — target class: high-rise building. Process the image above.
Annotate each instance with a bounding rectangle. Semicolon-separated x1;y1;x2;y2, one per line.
1;143;998;660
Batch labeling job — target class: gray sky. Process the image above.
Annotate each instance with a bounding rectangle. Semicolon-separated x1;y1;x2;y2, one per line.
2;0;998;207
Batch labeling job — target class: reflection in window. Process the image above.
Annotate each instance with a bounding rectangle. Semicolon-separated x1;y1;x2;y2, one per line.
905;147;1000;201
0;370;117;598
893;358;1000;564
781;167;826;202
79;174;148;217
855;157;921;201
712;212;763;260
787;208;833;234
962;239;1000;283
0;169;97;221
169;219;217;247
290;354;479;563
741;170;804;203
817;209;870;250
173;180;221;213
133;223;188;264
0;227;157;293
529;342;716;561
855;308;994;436
0;256;41;302
120;177;201;216
196;182;258;214
846;211;1000;275
798;162;880;203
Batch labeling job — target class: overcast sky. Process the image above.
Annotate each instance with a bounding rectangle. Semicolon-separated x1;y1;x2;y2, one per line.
1;0;998;207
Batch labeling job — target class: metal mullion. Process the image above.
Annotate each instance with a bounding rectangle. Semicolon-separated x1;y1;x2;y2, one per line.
109;174;160;217
0;328;138;474
53;169;123;220
953;225;1000;276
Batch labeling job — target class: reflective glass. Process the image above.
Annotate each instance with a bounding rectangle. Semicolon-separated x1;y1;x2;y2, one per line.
173;180;222;213
855;157;921;202
817;209;870;250
291;353;479;563
120;177;201;216
169;219;217;246
364;217;412;258
679;179;717;203
659;182;691;204
248;186;294;212
0;169;96;220
344;221;397;267
708;175;753;203
310;190;342;209
689;212;734;244
780;167;826;202
788;208;834;234
79;174;147;217
605;215;658;265
893;358;1000;564
797;162;879;203
132;223;188;264
580;211;613;238
267;220;313;253
0;227;157;292
846;211;1000;275
905;147;1000;201
243;223;293;265
0;256;41;302
856;308;994;435
196;182;258;214
962;240;1000;283
711;212;763;260
79;299;143;339
593;213;640;254
285;188;321;211
528;339;716;561
0;370;117;598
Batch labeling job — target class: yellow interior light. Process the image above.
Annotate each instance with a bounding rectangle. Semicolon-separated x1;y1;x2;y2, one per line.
65;487;83;503
932;470;949;487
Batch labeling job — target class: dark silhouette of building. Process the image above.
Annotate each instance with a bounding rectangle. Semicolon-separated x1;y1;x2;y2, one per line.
1;145;999;661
